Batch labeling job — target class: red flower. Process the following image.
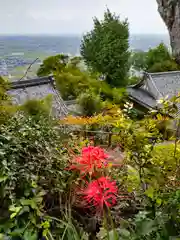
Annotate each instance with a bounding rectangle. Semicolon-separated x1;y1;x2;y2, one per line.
84;177;118;208
69;146;109;175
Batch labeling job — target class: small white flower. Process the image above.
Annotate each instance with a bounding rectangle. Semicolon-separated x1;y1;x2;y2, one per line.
129;103;133;109
157;99;164;104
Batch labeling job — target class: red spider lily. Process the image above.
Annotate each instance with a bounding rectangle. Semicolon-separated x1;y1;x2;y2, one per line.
82;146;108;159
69;146;109;175
84;177;118;208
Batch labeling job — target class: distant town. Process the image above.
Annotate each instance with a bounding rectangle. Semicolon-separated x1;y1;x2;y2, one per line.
0;34;170;80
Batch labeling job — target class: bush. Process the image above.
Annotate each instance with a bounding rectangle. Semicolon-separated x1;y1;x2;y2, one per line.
21;94;53;117
0;113;70;238
77;90;103;116
148;59;180;72
152;143;180;174
0;76;17;124
37;54;69;77
130;43;180;73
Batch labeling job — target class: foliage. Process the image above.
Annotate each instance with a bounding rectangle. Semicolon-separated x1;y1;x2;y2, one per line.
146;43;172;68
151;143;180;186
0;76;17;125
130;51;148;71
127;76;140;85
0;76;9;101
55;67;126;106
1;72;180;239
69;56;83;68
37;54;69;77
0;113;71;239
81;9;130;87
77;90;103;116
131;43;180;72
61;98;180;239
60;105;123;125
148;59;180;72
55;69;90;100
21;94;53;117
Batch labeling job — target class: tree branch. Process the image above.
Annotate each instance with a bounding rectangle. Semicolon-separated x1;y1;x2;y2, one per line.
18;57;39;81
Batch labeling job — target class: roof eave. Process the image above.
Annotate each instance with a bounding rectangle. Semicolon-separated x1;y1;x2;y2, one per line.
128;95;155;110
9;75;54;90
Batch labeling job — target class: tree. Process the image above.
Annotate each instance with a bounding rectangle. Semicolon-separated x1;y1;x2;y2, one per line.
37;54;69;77
146;43;172;69
156;0;180;64
130;43;180;73
130;51;148;71
69;56;83;68
80;9;130;87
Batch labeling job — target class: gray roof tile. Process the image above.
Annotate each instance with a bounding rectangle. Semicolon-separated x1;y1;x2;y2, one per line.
127;87;157;109
128;71;180;114
8;77;69;118
149;71;180;98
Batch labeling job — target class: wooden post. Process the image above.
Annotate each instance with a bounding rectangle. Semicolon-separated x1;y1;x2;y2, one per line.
108;133;112;147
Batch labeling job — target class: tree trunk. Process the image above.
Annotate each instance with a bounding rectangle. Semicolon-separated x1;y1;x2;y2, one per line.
156;0;180;64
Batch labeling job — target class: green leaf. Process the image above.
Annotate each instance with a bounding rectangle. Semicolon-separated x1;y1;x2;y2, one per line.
9;228;24;236
23;230;38;240
0;176;8;183
108;230;119;240
137;219;155;236
18;206;30;215
10;212;18;219
9;205;22;213
145;186;154;200
156;198;162;206
0;234;5;240
120;229;130;238
0;150;5;156
20;199;37;209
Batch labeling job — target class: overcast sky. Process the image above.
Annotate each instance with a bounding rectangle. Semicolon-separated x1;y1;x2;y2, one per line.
0;0;168;35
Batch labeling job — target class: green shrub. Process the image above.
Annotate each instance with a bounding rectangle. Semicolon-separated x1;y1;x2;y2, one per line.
152;143;180;172
37;54;69;77
21;94;53;117
0;76;17;124
0;113;70;238
77;90;103;116
148;60;180;72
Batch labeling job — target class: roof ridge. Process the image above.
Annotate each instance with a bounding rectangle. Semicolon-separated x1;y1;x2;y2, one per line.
10;76;54;90
149;71;180;76
145;72;163;99
149;75;163;98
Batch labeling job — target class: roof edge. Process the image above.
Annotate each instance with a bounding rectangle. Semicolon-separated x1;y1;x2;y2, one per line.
148;70;180;76
128;95;154;110
128;72;147;88
9;75;54;90
145;72;163;99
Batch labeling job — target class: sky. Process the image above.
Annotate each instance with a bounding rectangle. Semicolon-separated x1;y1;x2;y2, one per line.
0;0;168;35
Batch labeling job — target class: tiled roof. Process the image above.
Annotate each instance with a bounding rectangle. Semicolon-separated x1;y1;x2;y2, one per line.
8;76;69;118
149;71;180;98
127;87;156;109
128;71;180;113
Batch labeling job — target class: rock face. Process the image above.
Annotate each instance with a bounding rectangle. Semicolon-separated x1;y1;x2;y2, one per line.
156;0;180;64
8;76;69;118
